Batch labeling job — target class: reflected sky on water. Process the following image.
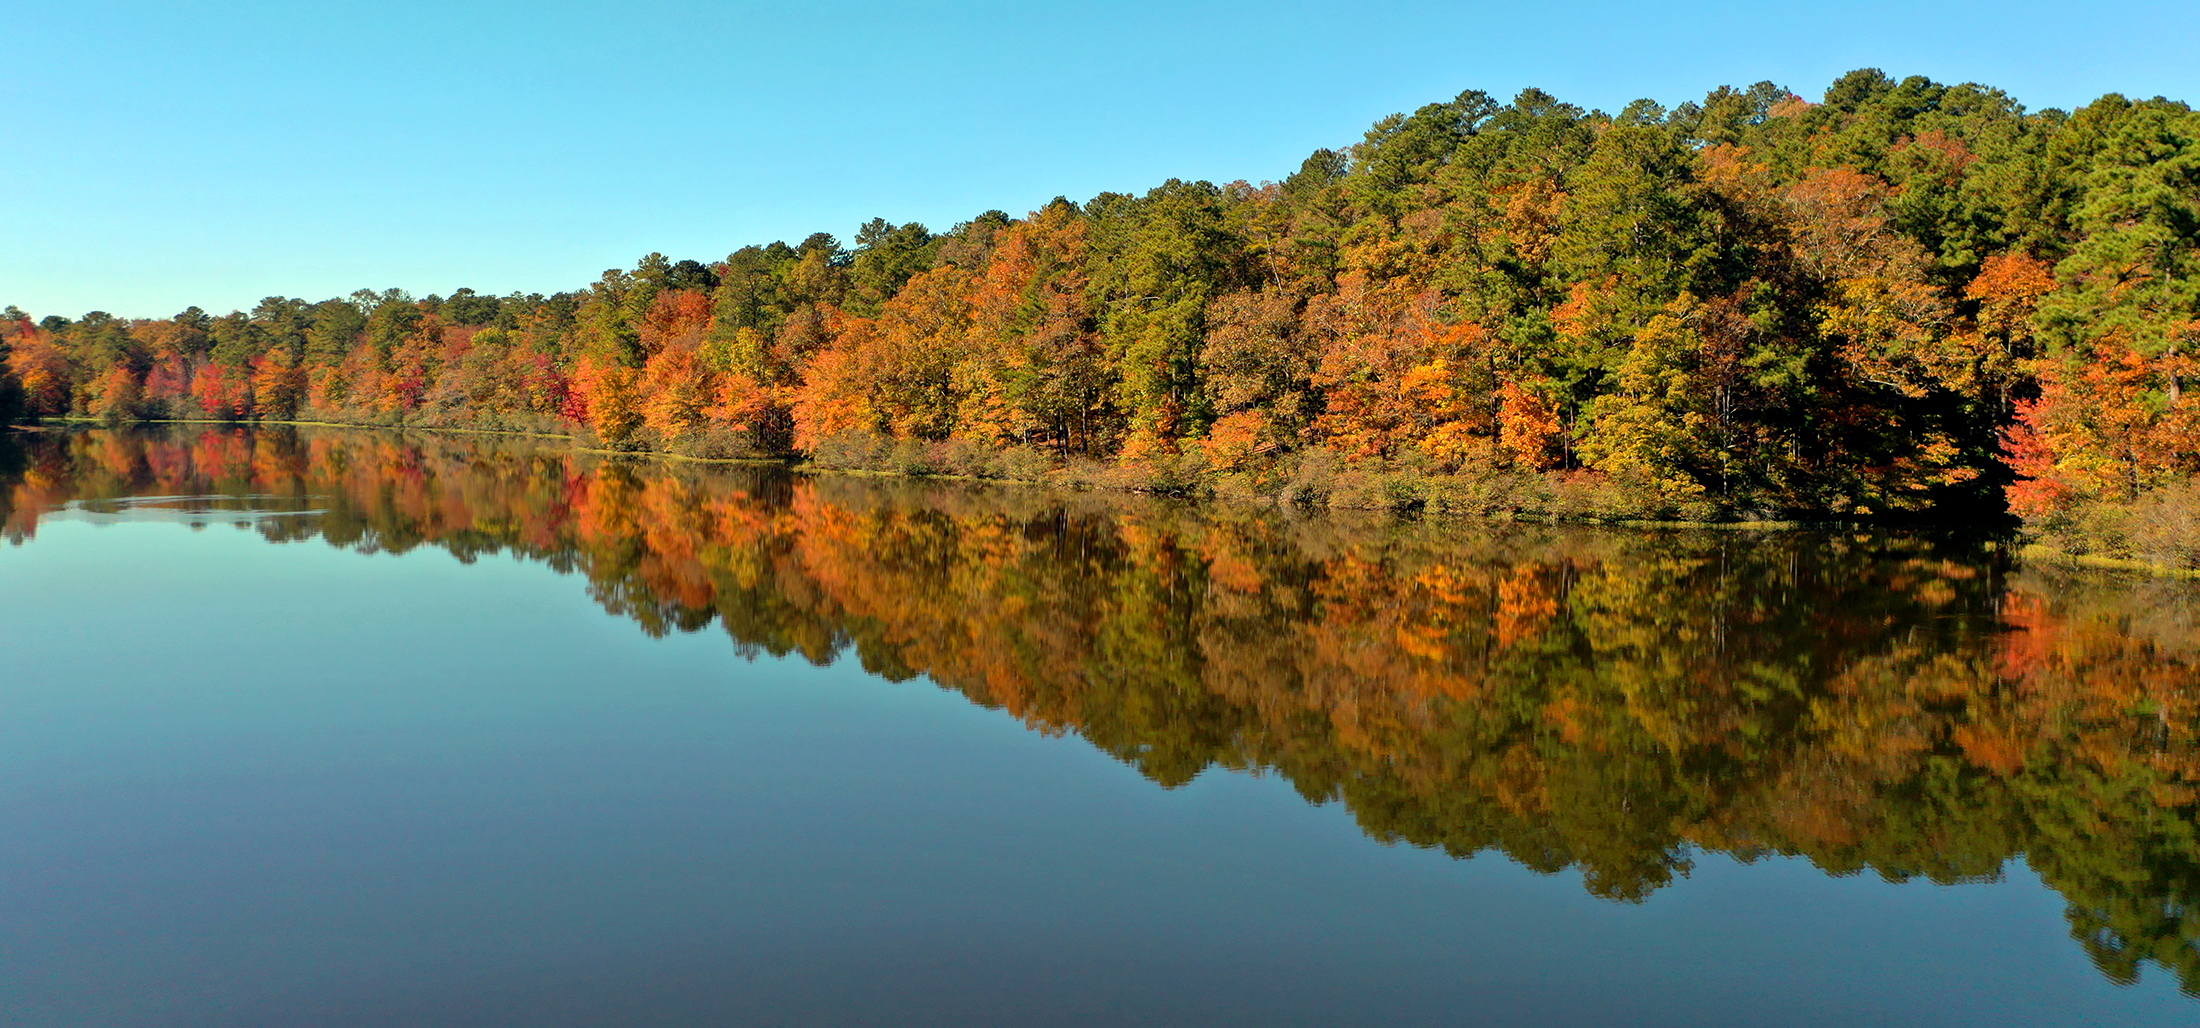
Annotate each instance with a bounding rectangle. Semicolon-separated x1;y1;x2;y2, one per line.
3;426;2197;1027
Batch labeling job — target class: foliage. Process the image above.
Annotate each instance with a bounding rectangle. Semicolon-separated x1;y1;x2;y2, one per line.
9;72;2199;526
10;424;2200;994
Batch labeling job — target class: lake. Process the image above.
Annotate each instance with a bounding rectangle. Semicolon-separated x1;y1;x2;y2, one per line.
3;425;2197;1027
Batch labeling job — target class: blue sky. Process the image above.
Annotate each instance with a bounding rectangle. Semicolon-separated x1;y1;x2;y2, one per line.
9;0;2198;319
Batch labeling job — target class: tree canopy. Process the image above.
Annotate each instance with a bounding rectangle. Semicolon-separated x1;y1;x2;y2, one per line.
5;71;2197;547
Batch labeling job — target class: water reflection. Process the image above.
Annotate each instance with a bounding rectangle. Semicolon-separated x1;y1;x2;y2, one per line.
6;425;2199;996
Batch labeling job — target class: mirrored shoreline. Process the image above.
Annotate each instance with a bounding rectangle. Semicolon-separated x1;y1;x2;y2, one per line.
5;424;2199;1000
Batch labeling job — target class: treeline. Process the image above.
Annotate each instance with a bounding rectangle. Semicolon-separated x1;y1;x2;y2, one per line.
4;70;2198;559
7;425;2199;993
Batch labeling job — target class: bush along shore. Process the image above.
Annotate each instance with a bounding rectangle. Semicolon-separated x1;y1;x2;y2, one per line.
5;70;2197;567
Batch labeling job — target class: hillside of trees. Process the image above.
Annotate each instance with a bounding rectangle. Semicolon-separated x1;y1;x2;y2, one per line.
4;70;2196;561
7;425;2199;993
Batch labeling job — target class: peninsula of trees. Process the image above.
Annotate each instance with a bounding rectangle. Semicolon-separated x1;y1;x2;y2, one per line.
4;70;2196;562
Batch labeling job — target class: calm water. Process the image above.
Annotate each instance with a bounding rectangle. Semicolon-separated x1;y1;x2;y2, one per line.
4;427;2198;1027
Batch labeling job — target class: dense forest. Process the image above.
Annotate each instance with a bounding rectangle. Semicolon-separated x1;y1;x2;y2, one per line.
4;70;2197;562
6;425;2199;994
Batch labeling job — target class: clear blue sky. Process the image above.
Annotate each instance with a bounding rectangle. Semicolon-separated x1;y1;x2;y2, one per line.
9;0;2197;320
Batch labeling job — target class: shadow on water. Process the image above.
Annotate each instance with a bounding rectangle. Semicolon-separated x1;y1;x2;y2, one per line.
6;424;2200;998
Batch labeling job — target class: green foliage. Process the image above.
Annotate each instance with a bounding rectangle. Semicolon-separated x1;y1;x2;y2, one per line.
303;299;366;365
2038;97;2200;360
847;218;938;315
1088;179;1247;437
14;70;2200;526
15;425;2200;992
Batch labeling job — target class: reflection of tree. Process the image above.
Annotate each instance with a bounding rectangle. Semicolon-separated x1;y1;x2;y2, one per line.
5;426;2198;994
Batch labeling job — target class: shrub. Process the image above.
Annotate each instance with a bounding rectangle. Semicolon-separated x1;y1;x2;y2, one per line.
1423;470;1553;519
988;444;1057;482
887;437;938;476
1280;449;1342;509
809;429;894;471
2130;479;2200;571
668;427;765;461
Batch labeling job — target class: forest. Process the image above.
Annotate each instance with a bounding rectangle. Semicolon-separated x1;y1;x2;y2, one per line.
6;425;2198;994
3;70;2197;564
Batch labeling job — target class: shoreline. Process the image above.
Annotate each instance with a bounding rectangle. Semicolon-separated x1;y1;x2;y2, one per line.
2016;544;2200;581
25;418;2189;572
